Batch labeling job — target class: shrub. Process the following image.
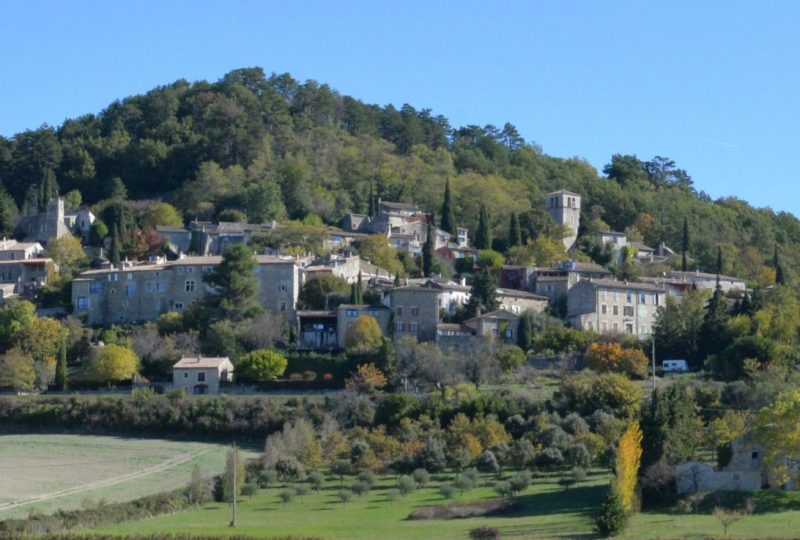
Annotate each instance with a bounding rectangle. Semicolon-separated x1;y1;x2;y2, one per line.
351;481;370;498
357;470;377;487
398;475;416;497
477;450;500;475
240;483;257;497
440;485;457;501
279;489;295;507
595;487;629;537
412;468;430;488
508;470;532;495
258;469;279;488
469;526;502;539
337;490;353;505
493;481;512;497
308;470;325;492
386;488;401;503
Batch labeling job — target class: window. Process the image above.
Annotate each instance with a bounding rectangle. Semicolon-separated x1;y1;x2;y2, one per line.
396;307;403;316
623;306;634;317
505;328;513;338
411;306;419;317
127;273;133;280
512;305;520;314
77;297;90;310
280;302;286;311
177;266;185;275
601;321;608;332
183;372;188;379
613;305;619;316
280;284;287;291
626;290;632;303
654;294;660;306
613;291;619;302
124;284;137;298
108;273;118;282
185;280;196;292
600;289;607;300
625;323;633;334
639;292;647;304
187;266;194;273
346;309;359;317
492;328;499;337
368;309;380;317
89;282;102;294
157;282;166;293
410;322;418;333
613;322;619;332
601;304;607;315
396;322;405;332
174;302;184;310
197;371;206;383
203;266;213;274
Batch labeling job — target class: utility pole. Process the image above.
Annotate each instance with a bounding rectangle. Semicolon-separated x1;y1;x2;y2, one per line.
651;338;657;392
230;441;237;528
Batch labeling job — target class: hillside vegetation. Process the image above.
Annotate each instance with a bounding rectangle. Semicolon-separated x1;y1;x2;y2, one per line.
0;67;796;284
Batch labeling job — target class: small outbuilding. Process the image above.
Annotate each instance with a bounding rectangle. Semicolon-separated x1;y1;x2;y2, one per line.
172;356;234;395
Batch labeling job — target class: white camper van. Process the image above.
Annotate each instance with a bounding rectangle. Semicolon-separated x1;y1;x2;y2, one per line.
662;359;688;373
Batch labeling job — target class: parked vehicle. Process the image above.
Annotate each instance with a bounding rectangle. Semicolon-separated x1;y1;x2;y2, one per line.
662;359;689;373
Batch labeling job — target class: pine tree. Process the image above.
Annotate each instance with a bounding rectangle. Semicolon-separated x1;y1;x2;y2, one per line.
422;220;435;277
700;253;730;361
475;204;492;250
440;178;456;235
55;338;68;391
509;212;522;248
681;217;690;272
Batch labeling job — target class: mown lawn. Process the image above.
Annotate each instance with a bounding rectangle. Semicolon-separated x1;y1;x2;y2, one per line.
85;469;800;539
89;471;607;539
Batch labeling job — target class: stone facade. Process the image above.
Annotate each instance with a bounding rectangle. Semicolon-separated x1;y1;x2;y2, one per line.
464;310;520;344
545;190;581;250
172;356;234;395
336;304;392;347
496;288;549;315
666;270;746;293
17;199;71;243
567;278;666;337
72;255;301;326
389;285;442;342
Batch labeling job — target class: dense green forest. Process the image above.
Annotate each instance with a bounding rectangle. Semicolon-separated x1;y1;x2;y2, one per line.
0;66;797;284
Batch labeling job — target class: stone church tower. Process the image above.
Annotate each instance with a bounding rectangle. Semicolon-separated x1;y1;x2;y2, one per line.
544;189;581;251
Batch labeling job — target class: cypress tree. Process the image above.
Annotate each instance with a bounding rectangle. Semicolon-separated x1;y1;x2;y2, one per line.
368;182;376;217
422;219;435;277
109;223;121;265
700;251;729;361
55;339;68;391
681;217;689;272
517;311;534;351
350;283;358;304
475;204;492;250
509;212;522;248
440;178;456;235
354;272;364;304
774;246;786;285
595;486;629;537
466;266;499;316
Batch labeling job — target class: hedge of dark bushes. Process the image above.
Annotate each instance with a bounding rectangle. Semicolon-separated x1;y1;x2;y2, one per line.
0;395;320;441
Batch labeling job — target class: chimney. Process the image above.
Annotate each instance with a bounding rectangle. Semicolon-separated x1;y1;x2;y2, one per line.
460;277;466;287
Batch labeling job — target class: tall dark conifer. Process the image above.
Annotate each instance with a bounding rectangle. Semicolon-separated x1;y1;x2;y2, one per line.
475;204;491;250
440;179;456;235
508;212;522;248
422;218;435;277
774;246;786;285
681;217;689;272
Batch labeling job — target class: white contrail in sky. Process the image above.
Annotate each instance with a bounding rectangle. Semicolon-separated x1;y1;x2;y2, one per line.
694;137;739;149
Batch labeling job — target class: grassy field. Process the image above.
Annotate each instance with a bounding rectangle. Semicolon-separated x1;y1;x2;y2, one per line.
86;471;606;539
0;434;258;519
83;468;800;540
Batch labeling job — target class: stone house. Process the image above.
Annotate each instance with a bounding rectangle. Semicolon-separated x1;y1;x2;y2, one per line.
388;284;443;342
566;278;666;337
496;288;549;315
72;254;301;326
464;310;520;343
297;310;338;350
172;356;234;395
676;436;793;494
303;254;395;285
533;261;613;303
336;304;392;347
665;270;746;293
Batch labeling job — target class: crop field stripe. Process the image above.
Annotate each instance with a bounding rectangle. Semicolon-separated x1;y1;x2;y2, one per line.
0;449;210;512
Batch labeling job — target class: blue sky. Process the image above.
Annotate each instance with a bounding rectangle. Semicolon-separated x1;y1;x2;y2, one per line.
1;1;798;213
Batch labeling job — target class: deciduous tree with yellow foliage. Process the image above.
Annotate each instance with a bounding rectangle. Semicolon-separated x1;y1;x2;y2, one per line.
614;421;643;513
